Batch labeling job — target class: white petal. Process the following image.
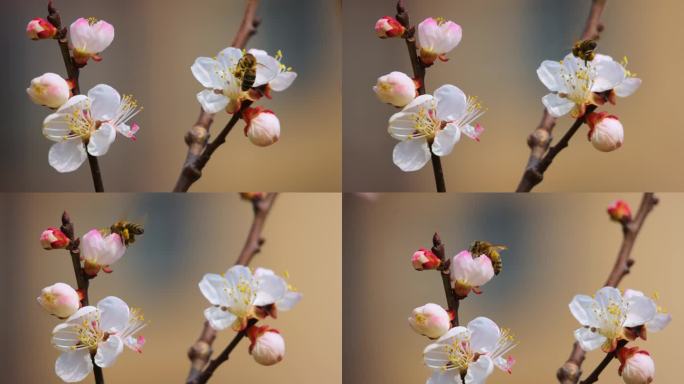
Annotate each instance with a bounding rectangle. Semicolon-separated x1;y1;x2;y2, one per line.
57;95;90;114
94;335;123;368
393;139;431;172
624;295;657;327
225;265;254;286
269;71;297;92
55;350;92;383
48;140;87;173
388;111;417;140
434;84;467;122
278;291;302;311
574;327;605;351
542;93;574;117
43;113;72;142
97;296;130;333
423;343;450;368
87;123;116;156
199;274;227;306
537;60;565;93
52;323;80;351
467;317;500;353
204;306;237;331
435;326;470;344
569;295;599;326
217;47;244;69
191;57;224;88
647;313;671;332
464;356;494;384
431;124;461;157
197;90;229;114
88;84;121;121
254;267;275;278
595;287;622;310
614;77;641;98
401;94;435;115
250;51;280;87
65;306;98;324
427;371;462;384
254;274;288;306
593;59;626;93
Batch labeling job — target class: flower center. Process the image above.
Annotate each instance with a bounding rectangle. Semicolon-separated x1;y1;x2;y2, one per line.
66;107;96;140
410;106;440;140
558;59;596;106
444;338;474;372
74;315;105;351
223;276;257;317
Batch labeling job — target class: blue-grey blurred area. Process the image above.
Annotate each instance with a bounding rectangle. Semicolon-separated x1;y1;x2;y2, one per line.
0;193;342;382
343;0;684;191
2;0;341;191
344;193;682;383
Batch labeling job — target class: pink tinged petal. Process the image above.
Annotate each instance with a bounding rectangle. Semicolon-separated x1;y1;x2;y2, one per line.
416;18;439;49
569;295;600;327
464;355;494;384
574;327;606;351
592;59;626;93
204;306;237;331
624;295;657;328
117;123;139;140
191;57;225;89
98;233;125;265
431;123;461;157
392;139;431;172
254;274;288;306
94;335;123;368
542;93;574;117
97;296;130;333
647;313;671;332
217;47;244;68
467;317;500;353
199;273;227;306
461;124;484;141
88;84;121;121
89;21;115;53
81;229;105;261
437;21;462;52
48;140;87;173
427;371;463;384
614;77;641;97
278;291;302;311
87;123;116;156
69;18;91;49
434;84;467;121
537;60;565;93
494;355;516;373
55;349;92;383
197;90;229;114
270;71;297;92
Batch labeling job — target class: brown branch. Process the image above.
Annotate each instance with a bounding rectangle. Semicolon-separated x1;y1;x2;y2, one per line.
579;340;628;384
516;0;608;192
556;193;658;384
431;233;461;327
395;1;446;192
173;0;261;192
186;193;278;383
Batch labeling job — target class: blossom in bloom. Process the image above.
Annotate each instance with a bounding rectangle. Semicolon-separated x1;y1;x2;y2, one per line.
42;84;142;172
622;289;671;339
412;248;441;271
373;71;417;107
40;227;70;250
416;17;462;66
388;84;485;172
408;303;450;339
618;347;655;384
375;16;405;38
52;296;146;383
69;18;115;65
537;53;637;117
80;229;126;276
607;200;632;222
27;73;71;109
569;287;660;352
199;265;288;331
423;317;517;384
249;49;298;95
450;250;495;297
27;18;58;40
37;283;80;319
586;112;623;152
248;326;285;366
243;107;280;147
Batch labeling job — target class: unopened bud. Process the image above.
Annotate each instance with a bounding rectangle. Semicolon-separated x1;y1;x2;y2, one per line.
243;107;280;147
40;227;70;250
450;250;494;297
373;71;417;107
416;17;462;66
408;303;450;339
70;18;115;65
375;16;405;39
412;248;441;271
27;73;71;109
27;18;57;40
37;283;80;318
607;200;632;222
618;347;655;384
587;112;623;152
248;326;285;366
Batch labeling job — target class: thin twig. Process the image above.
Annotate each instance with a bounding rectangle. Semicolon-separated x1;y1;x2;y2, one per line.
432;233;460;327
47;1;104;192
556;193;659;384
186;193;278;383
395;1;446;192
516;0;608;192
579;340;628;384
173;0;261;192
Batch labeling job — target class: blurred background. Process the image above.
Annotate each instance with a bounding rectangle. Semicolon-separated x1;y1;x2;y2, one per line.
344;193;681;382
0;193;341;383
343;0;684;191
2;0;340;192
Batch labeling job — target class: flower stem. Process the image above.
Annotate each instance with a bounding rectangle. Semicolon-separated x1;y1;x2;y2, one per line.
432;233;460;327
430;151;446;192
92;357;105;384
87;153;105;192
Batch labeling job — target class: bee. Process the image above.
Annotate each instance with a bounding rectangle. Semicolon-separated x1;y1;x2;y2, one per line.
234;53;258;91
572;39;597;64
111;221;144;246
469;241;507;275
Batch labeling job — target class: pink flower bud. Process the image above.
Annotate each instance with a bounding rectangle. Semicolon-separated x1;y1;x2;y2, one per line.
40;227;70;250
243;107;280;147
587;112;623;152
248;326;285;366
375;16;405;38
619;347;655;384
607;200;632;222
27;18;57;40
27;73;71;109
411;248;441;271
450;250;494;297
373;71;417;107
37;282;80;318
408;303;450;339
81;229;126;276
70;18;115;65
416;17;462;66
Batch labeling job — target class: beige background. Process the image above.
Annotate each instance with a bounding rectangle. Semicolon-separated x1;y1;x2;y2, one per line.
0;193;342;383
343;0;684;192
3;0;341;192
344;193;681;382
